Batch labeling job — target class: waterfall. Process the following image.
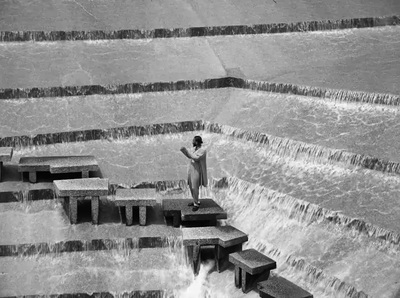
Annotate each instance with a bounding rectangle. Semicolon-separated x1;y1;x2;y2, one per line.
219;176;400;249
249;240;369;298
242;79;400;106
211;176;400;297
205;121;400;174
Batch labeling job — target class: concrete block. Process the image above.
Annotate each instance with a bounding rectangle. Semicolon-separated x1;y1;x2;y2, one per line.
258;274;313;298
54;178;108;197
230;249;276;293
229;249;277;275
182;225;248;248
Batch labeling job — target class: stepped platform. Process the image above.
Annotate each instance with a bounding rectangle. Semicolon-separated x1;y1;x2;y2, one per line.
163;198;227;227
19;155;99;183
2;87;400;164
0;181;54;203
7;132;400;238
0;248;191;296
229;249;277;293
0;26;399;95
182;225;248;273
258;274;313;298
0;198;181;255
1;0;399;32
0;147;13;182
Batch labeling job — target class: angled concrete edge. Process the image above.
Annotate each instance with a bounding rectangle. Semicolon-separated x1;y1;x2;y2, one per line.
0;15;398;42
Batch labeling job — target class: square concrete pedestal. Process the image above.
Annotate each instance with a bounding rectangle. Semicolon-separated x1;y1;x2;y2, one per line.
229;249;276;293
182;225;248;274
54;178;108;224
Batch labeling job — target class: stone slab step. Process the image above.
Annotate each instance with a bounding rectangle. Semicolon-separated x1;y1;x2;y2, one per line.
1;0;399;32
54;178;108;197
0;248;191;296
258;274;313;298
18;155;99;173
113;188;157;206
229;249;276;275
182;225;248;248
1;27;399;95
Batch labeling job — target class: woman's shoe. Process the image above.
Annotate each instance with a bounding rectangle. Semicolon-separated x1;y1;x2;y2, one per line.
188;202;201;207
192;205;200;212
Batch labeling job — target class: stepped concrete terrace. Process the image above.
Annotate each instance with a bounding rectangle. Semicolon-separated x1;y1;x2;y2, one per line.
1;129;400;296
1;88;400;165
1;26;400;94
1;1;400;298
1;0;400;41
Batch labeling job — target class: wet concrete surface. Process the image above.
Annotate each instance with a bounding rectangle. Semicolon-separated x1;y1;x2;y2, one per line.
0;38;226;88
1;0;400;31
1;26;399;95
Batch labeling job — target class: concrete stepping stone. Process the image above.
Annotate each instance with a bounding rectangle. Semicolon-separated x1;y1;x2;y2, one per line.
163;198;227;227
258;274;313;298
113;188;157;226
229;249;276;293
18;155;99;183
182;225;248;274
54;178;108;225
0;147;13;182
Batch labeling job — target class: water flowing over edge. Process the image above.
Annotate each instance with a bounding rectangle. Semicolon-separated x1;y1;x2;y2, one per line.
1;119;400;175
204;121;400;174
0;235;183;257
250;241;369;298
224;176;400;251
0;15;399;42
1;77;399;106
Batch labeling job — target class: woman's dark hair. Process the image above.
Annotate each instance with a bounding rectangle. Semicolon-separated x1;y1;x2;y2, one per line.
194;136;203;144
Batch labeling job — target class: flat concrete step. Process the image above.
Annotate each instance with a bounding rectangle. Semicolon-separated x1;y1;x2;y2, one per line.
163;198;227;227
113;188;157;206
0;248;191;296
0;38;226;89
182;225;248;247
1;0;399;32
229;249;276;275
54;178;109;197
258;274;313;298
1;26;399;95
0;198;181;247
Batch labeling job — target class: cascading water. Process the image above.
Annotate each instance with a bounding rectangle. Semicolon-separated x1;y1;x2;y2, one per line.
211;177;400;297
3;126;400;296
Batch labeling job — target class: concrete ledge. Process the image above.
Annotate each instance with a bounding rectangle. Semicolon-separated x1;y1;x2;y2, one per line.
18;155;99;182
0;120;205;148
229;249;276;275
163;198;227;227
1;16;399;42
182;225;248;248
258;274;313;298
0;236;181;257
114;189;157;206
54;178;108;197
